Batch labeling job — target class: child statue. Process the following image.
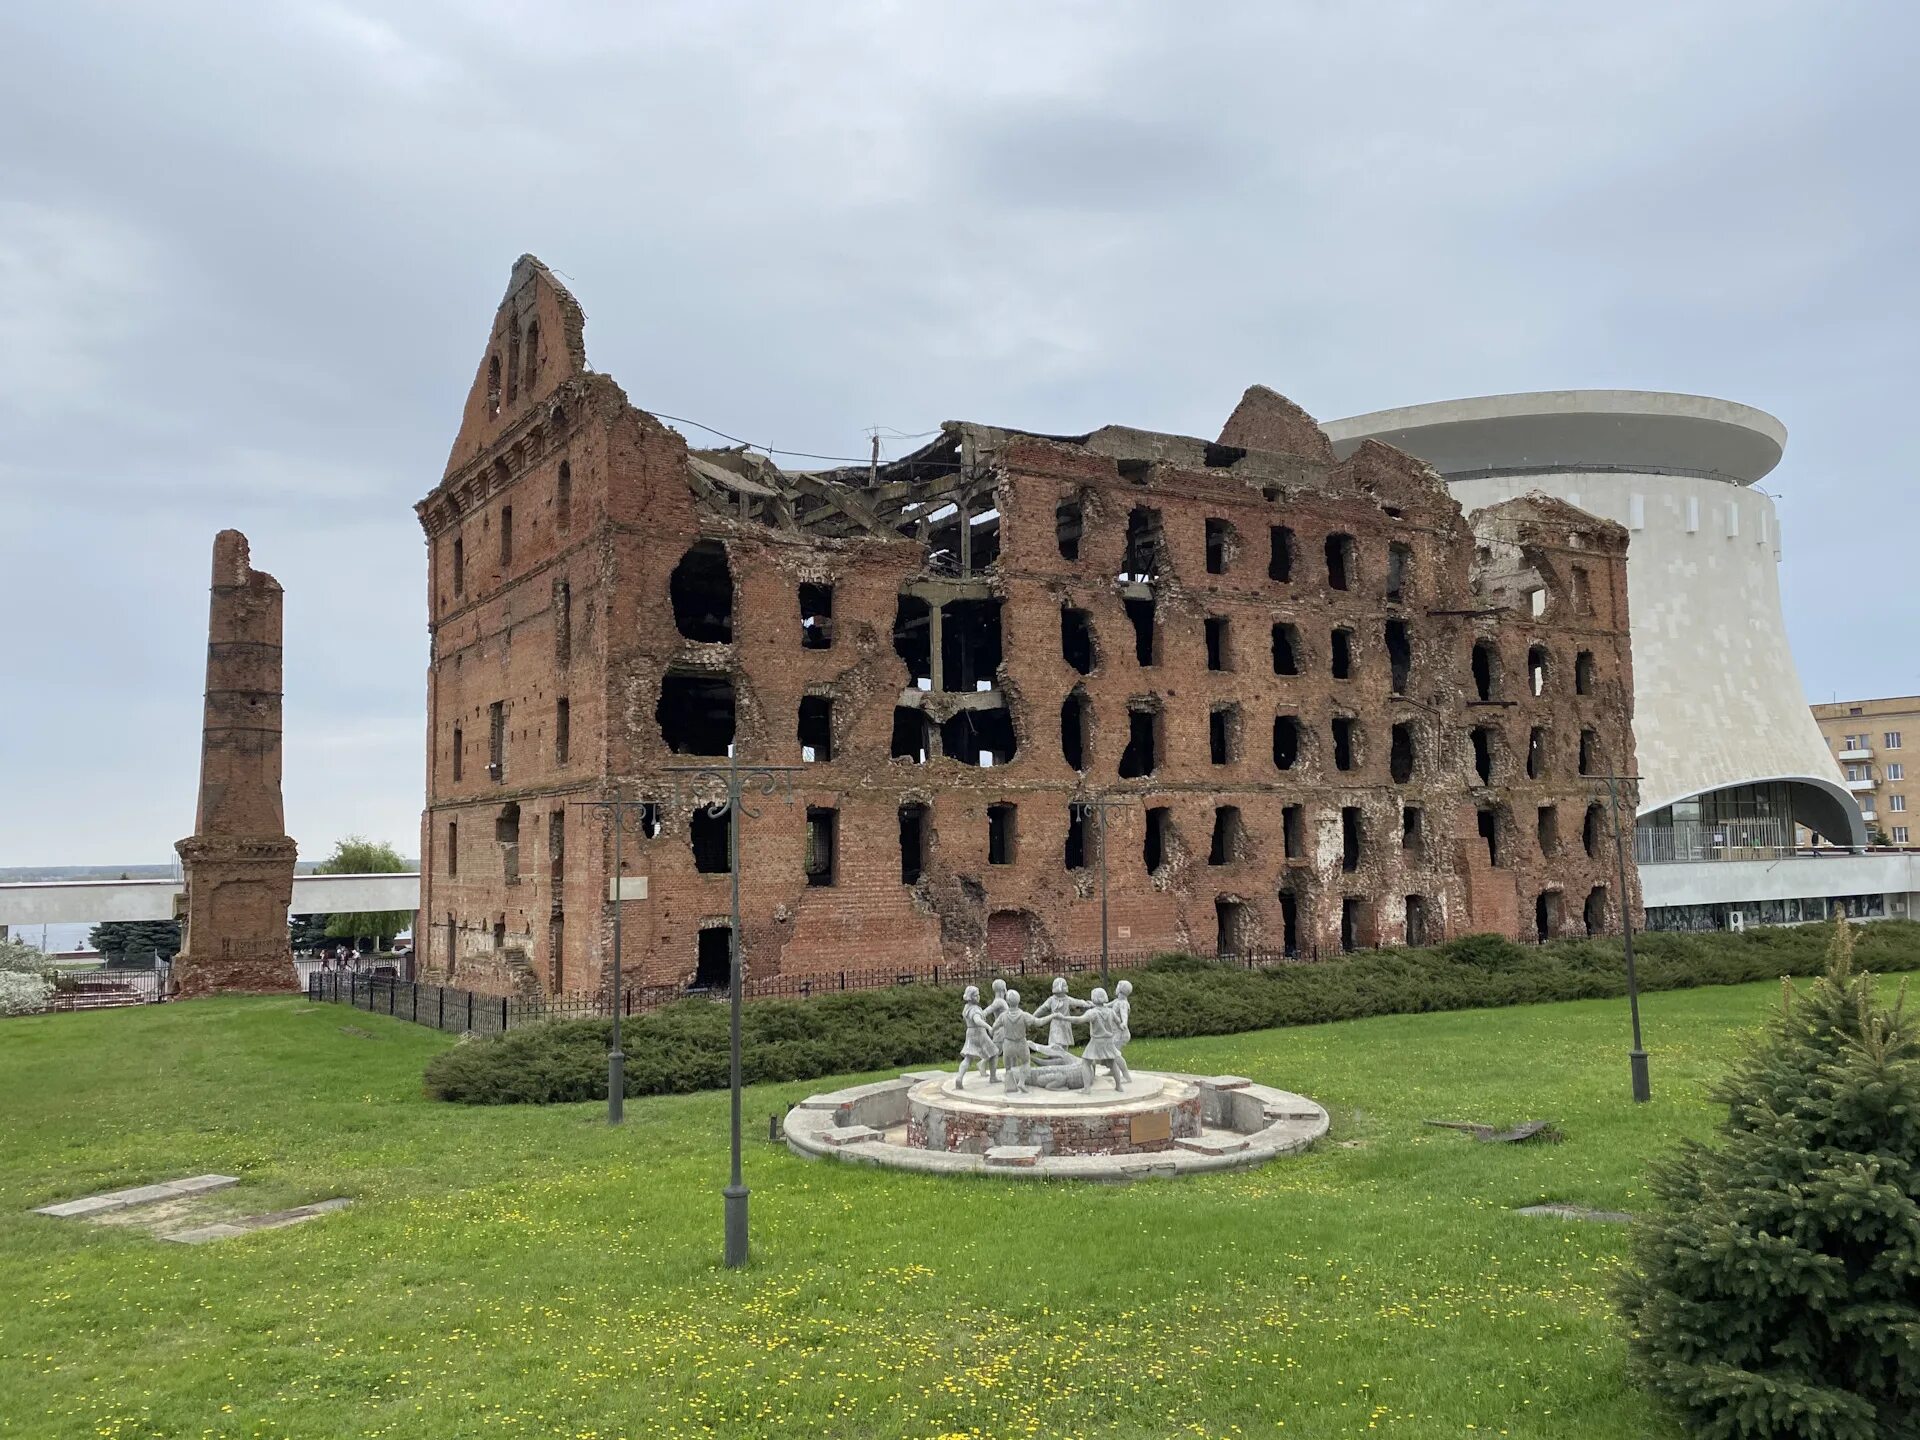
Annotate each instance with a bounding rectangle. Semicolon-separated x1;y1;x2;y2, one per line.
1112;978;1133;1046
990;988;1047;1094
1071;987;1130;1091
1031;976;1089;1049
956;985;998;1089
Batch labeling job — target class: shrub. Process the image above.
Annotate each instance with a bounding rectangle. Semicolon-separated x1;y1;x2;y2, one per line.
423;923;1920;1104
0;971;54;1016
1618;918;1920;1438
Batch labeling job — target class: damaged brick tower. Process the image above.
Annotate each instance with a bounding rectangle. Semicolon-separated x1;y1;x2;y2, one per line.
170;530;300;997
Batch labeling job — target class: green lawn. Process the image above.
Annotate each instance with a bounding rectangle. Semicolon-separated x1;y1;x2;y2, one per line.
0;978;1868;1440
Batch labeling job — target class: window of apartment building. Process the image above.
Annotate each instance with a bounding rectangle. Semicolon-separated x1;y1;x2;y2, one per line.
1895;827;1911;844
488;701;505;781
1891;795;1907;813
804;807;837;886
799;583;834;649
988;804;1016;865
1890;763;1905;781
1205;518;1232;575
1847;764;1869;782
1889;731;1905;749
798;695;833;762
1205;615;1230;671
1269;525;1294;582
554;697;570;765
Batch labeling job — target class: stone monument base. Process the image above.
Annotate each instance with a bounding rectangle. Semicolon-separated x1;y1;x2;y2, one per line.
169;947;300;998
909;1072;1203;1156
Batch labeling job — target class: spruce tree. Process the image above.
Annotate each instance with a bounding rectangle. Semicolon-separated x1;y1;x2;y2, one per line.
1619;916;1920;1439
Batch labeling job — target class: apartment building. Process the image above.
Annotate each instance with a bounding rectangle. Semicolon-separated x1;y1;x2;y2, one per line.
1810;697;1920;845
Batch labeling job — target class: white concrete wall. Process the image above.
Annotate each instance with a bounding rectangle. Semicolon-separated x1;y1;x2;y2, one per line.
1640;851;1919;909
1447;469;1850;829
0;874;420;926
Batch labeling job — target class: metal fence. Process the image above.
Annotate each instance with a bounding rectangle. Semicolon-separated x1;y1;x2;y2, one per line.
45;963;170;1010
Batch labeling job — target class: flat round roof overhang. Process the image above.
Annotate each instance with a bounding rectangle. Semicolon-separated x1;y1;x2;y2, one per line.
1323;391;1785;485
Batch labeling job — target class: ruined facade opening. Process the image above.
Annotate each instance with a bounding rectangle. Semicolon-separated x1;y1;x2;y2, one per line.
1124;596;1157;666
941;599;1003;692
1326;533;1354;591
638;803;662;838
447;819;458;875
1205;615;1231;671
1205;517;1233;575
798;695;834;762
1471;726;1494;784
899;803;928;883
1579;728;1600;776
548;810;564;887
1538;804;1560;855
1279;888;1300;954
695;925;732;989
556;460;571;532
1341;805;1362;872
554;580;572;667
1209;805;1244;865
1122;506;1163;582
1575;650;1595;695
1119;705;1160;779
1584;885;1608;935
1385;542;1411;604
1269;525;1294;582
486;354;502;417
1143;806;1171;873
1570;566;1592;615
1209;705;1238;765
893;596;932;686
500;505;514;567
1471;639;1498;701
452;535;465;595
942;707;1017;767
804;807;837;886
1404;894;1429;948
669;540;733;642
1528;644;1549;696
1060;691;1089;771
1390;722;1415;783
1584;803;1606;858
555;696;570;764
1272;623;1300;676
497;802;521;885
1526;725;1547;779
488;700;506;780
799;583;834;649
1332;716;1358;772
1341;897;1367;952
1056;498;1083;560
1215;898;1248;956
1385;620;1411;694
1478;806;1501;866
452;724;463;782
1330;628;1353;680
1064;805;1087;870
1535;889;1562;941
1061;606;1094;675
1273;714;1301;771
1283;804;1305;860
988;803;1016;864
658;673;735;755
691;806;732;873
890;706;930;764
969;507;1002;571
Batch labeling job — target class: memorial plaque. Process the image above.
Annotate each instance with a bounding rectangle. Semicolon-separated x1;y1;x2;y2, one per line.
1130;1110;1172;1145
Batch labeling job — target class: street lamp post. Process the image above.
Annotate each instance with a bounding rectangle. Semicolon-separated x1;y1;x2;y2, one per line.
1601;771;1650;1103
664;750;801;1269
1071;792;1136;989
571;794;655;1125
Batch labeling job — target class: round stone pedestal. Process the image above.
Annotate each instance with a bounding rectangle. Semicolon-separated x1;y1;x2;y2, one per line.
908;1072;1201;1156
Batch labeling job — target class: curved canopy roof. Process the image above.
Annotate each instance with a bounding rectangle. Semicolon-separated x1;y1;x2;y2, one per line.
1323;390;1786;486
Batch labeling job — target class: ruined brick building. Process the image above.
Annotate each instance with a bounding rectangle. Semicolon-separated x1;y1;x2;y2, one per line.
414;257;1640;998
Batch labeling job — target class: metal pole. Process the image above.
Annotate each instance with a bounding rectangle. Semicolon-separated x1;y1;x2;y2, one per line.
1096;800;1111;990
724;749;749;1268
608;801;625;1125
1607;773;1650;1103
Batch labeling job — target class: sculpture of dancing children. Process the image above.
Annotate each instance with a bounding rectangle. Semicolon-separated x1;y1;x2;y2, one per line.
991;989;1048;1093
1071;988;1130;1090
956;985;999;1089
1031;976;1089;1049
1112;979;1133;1045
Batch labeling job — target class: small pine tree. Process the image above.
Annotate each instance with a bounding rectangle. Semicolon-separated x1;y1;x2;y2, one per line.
1619;916;1920;1439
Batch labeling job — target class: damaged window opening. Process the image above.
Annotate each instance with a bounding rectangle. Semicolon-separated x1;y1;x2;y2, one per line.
556;460;572;532
1332;717;1358;772
1326;533;1355;591
941;707;1017;767
488;700;505;781
522;320;538;390
1330;628;1354;680
890;706;931;764
1283;804;1305;860
1064;805;1088;870
1478;807;1502;867
941;598;1003;693
1528;645;1549;697
694;926;731;989
1119;706;1160;779
1215;898;1247;957
1575;650;1596;695
799;583;834;650
447;820;458;876
669;540;733;643
658;674;735;756
1341;806;1362;873
1272;623;1300;676
1122;507;1163;582
1117;457;1151;486
1385;542;1411;603
1526;726;1547;779
1584;803;1606;858
893;596;932;688
798;695;833;763
452;535;465;597
1390;722;1414;783
1402;805;1423;854
969;507;1001;572
1056;498;1083;560
638;803;661;839
1404;895;1429;948
1386;620;1411;694
499;506;513;568
1205;518;1233;574
1060;691;1089;771
1143;806;1171;874
1205;616;1230;671
1538;804;1560;855
804;807;837;887
486;354;501;417
1124;597;1157;666
1535;890;1561;942
924;503;962;577
554;580;572;667
1585;886;1608;935
1269;525;1295;582
497;802;521;885
1471;639;1498;701
554;697;570;765
1470;726;1494;784
1279;889;1300;955
1061;606;1094;675
690;806;732;874
1341;898;1365;953
1579;728;1600;776
507;326;521;404
988;803;1016;865
1570;566;1593;616
1209;705;1238;765
451;724;463;783
1204;443;1246;469
899;803;928;884
1273;715;1301;771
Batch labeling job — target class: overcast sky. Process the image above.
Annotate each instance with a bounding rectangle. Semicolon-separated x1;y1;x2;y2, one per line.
3;1;1915;867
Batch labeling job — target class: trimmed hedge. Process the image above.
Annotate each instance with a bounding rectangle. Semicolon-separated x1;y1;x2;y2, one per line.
422;922;1920;1104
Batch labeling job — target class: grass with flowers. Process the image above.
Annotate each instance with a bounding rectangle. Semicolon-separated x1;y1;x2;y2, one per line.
1;967;1911;1440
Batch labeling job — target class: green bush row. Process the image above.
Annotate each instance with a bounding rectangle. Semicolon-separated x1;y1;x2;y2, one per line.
421;922;1920;1104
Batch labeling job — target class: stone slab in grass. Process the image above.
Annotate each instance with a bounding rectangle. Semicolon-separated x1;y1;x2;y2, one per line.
1517;1203;1633;1223
34;1174;238;1219
163;1198;352;1244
